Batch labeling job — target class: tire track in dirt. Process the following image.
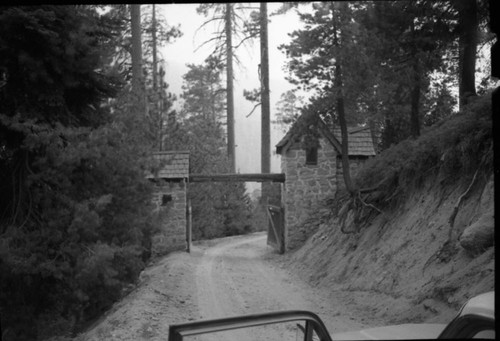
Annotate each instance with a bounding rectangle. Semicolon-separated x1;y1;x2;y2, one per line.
193;233;351;341
75;232;374;341
194;234;265;341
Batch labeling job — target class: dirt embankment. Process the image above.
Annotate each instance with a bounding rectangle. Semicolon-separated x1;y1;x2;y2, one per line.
287;173;494;325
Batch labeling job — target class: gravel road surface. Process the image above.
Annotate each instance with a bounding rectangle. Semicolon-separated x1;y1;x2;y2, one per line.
78;232;375;341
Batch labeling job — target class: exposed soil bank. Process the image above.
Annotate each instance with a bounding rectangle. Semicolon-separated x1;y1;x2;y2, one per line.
285;173;495;325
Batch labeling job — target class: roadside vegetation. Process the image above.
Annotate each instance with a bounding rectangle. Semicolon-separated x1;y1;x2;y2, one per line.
0;6;264;339
0;5;175;339
291;90;493;247
350;93;493;227
276;1;495;237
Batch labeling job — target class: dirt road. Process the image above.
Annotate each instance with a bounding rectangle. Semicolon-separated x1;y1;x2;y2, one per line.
77;232;377;341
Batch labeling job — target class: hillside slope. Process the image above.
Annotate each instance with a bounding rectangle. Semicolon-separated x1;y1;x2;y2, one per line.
286;96;494;325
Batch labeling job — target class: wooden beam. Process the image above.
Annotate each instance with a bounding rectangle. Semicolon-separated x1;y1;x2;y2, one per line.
189;173;285;183
317;118;342;154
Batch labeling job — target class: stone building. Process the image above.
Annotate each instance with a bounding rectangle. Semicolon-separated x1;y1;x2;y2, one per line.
276;120;376;249
146;151;189;256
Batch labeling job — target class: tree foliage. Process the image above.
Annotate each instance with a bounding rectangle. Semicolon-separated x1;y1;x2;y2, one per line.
102;5;181;85
278;0;493;233
354;92;492;213
273;90;304;132
0;6;120;127
196;3;261;171
165;57;254;240
280;0;491;150
180;55;226;124
101;5;181;151
196;3;258;66
141;4;182;151
0;5;165;339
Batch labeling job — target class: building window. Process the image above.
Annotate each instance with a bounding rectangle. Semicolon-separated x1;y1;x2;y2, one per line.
306;147;318;165
161;194;173;206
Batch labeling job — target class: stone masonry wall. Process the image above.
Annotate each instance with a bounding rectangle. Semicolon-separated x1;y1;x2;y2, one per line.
282;138;337;249
151;179;187;256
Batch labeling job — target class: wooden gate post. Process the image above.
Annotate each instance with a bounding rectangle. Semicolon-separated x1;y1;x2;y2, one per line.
280;204;285;254
266;203;285;254
186;199;192;253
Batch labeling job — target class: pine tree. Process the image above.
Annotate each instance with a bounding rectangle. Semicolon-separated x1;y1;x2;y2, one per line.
196;3;260;172
0;5;160;337
168;58;252;240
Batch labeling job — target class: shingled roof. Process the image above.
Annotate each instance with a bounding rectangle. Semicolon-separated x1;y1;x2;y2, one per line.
146;151;190;180
276;119;376;157
333;126;376;156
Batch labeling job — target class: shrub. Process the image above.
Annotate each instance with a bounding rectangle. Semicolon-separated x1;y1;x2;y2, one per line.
354;93;492;208
0;117;155;338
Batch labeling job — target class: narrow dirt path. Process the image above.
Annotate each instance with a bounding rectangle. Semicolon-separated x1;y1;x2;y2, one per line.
76;232;376;341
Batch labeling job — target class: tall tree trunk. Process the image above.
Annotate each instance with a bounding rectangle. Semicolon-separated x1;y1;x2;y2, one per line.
151;5;162;150
131;5;143;95
260;2;271;174
225;3;236;172
335;62;355;194
457;0;478;108
130;4;148;123
332;13;355;195
152;5;158;93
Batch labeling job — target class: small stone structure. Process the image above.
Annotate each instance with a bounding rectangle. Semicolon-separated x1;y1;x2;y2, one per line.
276;122;376;249
146;151;189;256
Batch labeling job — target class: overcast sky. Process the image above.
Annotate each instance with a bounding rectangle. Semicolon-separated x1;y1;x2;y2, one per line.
158;3;308;192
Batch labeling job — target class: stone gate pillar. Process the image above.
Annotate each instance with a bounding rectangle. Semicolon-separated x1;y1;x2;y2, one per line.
146;151;189;256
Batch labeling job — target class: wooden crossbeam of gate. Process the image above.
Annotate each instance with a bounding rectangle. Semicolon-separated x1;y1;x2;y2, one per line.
189;173;285;183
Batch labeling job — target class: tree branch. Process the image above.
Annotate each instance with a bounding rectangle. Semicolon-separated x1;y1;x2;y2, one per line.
359;186;380;194
194;34;225;53
448;168;479;233
245;102;261;117
447;142;492;241
234;34;257;50
195;16;225;34
357;191;383;214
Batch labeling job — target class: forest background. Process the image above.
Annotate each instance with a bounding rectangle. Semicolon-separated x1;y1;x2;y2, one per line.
0;1;496;340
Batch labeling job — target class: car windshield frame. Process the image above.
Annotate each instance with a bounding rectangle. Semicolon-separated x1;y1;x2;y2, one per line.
168;310;333;341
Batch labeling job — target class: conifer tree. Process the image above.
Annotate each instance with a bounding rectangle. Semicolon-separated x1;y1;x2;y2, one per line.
0;5;169;336
167;57;252;239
